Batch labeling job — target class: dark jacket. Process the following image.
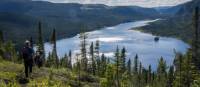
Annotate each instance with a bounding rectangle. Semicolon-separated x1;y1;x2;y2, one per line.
22;46;34;65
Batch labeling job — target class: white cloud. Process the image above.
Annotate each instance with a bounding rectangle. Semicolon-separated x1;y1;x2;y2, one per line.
33;0;191;7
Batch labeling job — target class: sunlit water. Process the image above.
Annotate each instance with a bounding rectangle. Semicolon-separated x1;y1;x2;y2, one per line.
44;19;190;69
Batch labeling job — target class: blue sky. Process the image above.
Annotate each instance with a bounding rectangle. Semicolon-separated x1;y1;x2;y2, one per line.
33;0;191;7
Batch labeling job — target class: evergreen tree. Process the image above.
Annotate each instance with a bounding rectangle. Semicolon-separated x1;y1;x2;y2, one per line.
29;37;33;48
105;64;115;86
0;30;4;43
89;42;96;75
94;40;100;57
95;40;100;75
174;53;183;87
138;62;142;87
45;52;51;67
192;6;200;70
79;30;88;72
68;50;72;69
157;57;167;87
132;54;139;87
0;30;5;60
120;47;126;73
115;46;120;87
142;68;148;85
60;54;68;67
167;66;174;87
37;21;45;58
185;52;193;87
50;29;59;68
133;54;139;74
148;65;152;85
75;54;81;87
100;53;107;77
152;72;155;87
127;58;131;76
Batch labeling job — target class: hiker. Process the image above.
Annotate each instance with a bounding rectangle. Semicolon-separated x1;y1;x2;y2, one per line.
34;50;43;68
21;40;34;78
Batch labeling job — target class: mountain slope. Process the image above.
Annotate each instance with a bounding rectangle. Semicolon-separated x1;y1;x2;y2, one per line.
154;6;182;15
138;0;199;43
0;0;159;47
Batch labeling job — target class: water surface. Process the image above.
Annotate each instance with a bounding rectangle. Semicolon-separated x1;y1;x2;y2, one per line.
44;20;189;69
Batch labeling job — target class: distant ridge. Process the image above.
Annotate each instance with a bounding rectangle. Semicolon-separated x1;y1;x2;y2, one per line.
0;0;158;47
139;0;200;43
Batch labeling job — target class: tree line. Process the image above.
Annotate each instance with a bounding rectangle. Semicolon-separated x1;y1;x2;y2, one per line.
0;7;200;87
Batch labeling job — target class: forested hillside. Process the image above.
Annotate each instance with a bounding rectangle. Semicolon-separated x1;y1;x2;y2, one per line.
139;0;200;43
1;0;200;87
0;0;159;48
0;6;200;86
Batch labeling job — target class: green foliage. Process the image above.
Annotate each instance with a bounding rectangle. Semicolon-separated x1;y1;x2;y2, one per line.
79;30;88;72
0;80;20;87
0;0;158;48
50;29;59;68
1;5;200;87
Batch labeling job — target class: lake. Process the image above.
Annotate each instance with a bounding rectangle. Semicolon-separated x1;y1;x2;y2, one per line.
44;19;190;69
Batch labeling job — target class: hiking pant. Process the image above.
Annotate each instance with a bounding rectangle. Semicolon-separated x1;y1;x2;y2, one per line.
24;61;32;77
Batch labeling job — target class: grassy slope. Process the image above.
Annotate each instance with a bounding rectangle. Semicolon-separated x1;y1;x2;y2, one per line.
0;59;100;87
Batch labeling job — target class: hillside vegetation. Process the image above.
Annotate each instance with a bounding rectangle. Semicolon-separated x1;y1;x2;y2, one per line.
138;0;200;43
1;7;200;86
1;0;200;87
0;60;100;87
0;0;159;48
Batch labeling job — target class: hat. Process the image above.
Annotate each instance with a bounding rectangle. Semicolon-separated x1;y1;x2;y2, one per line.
25;40;30;44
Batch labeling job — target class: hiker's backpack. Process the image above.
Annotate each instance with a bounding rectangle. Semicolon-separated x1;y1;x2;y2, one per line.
22;47;33;60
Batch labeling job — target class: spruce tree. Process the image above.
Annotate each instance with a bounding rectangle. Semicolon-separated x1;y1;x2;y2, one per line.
120;47;126;73
157;57;167;77
105;64;115;86
95;40;100;75
50;28;59;68
192;6;200;70
29;37;33;48
167;66;174;87
132;54;139;87
184;51;193;87
174;54;183;87
127;58;131;76
133;54;139;74
37;21;45;57
138;62;142;87
76;55;81;87
46;52;51;67
68;50;72;69
142;68;148;85
0;30;4;59
95;40;100;57
115;46;120;87
0;30;4;43
60;54;68;67
157;57;167;87
90;42;96;75
37;21;45;67
100;53;107;77
148;65;152;85
79;29;88;72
